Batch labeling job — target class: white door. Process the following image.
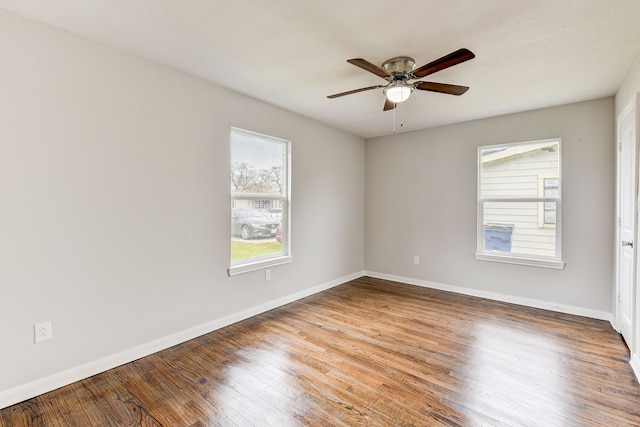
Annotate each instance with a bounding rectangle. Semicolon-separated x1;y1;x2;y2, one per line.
618;99;637;347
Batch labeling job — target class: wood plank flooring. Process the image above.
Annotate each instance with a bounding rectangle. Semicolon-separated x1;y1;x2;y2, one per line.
2;276;640;426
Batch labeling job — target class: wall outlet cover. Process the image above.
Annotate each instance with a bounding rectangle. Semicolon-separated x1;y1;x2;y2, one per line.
35;321;52;343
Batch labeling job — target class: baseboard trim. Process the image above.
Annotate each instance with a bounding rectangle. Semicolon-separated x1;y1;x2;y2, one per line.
631;352;640;384
0;271;364;410
364;271;613;322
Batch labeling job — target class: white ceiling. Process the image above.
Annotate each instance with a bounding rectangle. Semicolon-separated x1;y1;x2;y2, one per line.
1;0;640;138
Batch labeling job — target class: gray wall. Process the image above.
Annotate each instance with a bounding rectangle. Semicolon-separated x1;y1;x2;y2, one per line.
0;9;365;400
1;4;630;406
365;98;615;313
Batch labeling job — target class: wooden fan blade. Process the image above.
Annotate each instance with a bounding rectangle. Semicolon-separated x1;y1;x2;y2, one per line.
415;81;470;96
347;58;391;79
327;85;383;99
412;48;475;78
383;98;397;111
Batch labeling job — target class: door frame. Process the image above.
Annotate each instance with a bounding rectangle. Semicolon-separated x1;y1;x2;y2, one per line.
615;95;639;349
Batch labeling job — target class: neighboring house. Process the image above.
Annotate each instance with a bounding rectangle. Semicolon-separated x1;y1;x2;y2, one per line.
231;195;284;220
480;140;559;257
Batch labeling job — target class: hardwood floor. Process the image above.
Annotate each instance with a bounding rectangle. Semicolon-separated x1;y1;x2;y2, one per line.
2;276;640;426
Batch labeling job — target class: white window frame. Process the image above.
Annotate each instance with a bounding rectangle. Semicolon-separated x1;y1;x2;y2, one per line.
476;138;565;269
228;128;291;276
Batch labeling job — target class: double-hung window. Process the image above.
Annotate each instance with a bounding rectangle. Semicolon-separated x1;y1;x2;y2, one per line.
476;138;565;269
229;127;291;276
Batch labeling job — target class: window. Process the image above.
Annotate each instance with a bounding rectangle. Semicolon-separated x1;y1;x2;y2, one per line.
229;128;291;276
476;138;564;269
542;178;558;225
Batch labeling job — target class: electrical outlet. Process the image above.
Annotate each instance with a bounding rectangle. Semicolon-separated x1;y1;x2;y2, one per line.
413;256;420;265
265;269;271;282
34;321;52;343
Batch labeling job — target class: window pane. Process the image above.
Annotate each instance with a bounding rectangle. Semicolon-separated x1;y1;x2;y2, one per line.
480;140;559;199
230;128;290;272
231;203;282;260
231;130;286;196
544;210;557;225
483;201;556;258
544;178;558;189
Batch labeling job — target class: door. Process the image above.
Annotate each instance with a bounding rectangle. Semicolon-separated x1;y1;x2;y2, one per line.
617;99;637;347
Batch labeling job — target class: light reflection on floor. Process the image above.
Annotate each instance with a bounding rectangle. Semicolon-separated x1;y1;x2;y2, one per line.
208;345;309;426
461;322;574;426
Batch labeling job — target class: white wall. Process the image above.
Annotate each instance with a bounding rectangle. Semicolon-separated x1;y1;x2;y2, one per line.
366;98;615;315
0;9;365;406
615;51;640;377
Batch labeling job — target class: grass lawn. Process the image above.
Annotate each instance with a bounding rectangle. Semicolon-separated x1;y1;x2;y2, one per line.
231;240;282;260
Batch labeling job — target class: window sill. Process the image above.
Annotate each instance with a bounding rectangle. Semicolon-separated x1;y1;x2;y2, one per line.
228;255;292;277
475;252;565;270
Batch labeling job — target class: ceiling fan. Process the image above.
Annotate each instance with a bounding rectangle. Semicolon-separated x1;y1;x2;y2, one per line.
327;48;475;111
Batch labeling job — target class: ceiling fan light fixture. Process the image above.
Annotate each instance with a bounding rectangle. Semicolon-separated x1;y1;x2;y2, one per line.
327;49;475;112
384;82;413;103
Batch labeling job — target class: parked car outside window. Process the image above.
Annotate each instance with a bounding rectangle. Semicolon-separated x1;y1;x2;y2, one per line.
267;208;282;219
231;208;280;240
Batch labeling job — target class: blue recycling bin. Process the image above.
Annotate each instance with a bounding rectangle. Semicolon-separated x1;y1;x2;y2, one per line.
483;224;514;252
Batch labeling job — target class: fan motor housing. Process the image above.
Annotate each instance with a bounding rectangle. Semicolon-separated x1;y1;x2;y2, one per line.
382;56;416;76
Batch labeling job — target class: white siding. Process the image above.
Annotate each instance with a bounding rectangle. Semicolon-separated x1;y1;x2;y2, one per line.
481;144;559;256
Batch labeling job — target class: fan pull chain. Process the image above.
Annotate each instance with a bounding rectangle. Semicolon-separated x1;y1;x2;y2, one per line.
392;102;405;134
392;103;396;133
